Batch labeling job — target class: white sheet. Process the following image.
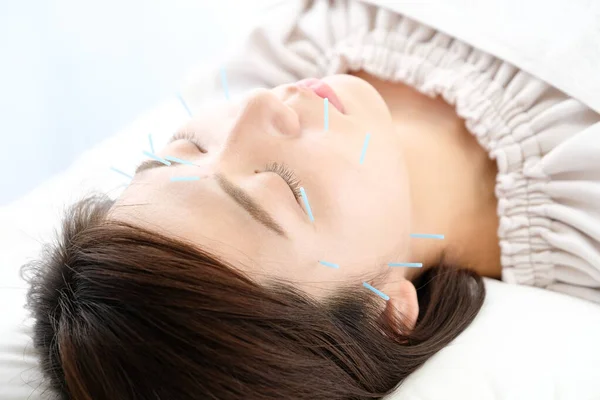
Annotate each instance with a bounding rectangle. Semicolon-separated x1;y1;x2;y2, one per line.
389;278;600;400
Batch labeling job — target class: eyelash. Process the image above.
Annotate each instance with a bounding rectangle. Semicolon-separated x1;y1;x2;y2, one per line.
169;133;303;202
171;131;207;153
264;162;302;201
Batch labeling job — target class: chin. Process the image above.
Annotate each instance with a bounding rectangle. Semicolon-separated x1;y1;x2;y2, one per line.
322;73;390;119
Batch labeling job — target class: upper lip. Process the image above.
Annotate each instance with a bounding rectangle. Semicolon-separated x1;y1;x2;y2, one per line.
295;79;345;113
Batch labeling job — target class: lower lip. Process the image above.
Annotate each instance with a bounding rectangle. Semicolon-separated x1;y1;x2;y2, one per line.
296;78;345;114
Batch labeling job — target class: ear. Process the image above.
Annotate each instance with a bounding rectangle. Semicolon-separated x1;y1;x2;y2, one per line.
381;279;419;334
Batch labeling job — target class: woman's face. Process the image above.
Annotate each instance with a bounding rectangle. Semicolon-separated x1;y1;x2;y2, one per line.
110;74;413;299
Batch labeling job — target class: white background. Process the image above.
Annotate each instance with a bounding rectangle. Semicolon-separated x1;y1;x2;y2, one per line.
0;0;281;205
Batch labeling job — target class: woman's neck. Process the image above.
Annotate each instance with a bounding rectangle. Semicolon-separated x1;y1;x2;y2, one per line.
352;71;502;280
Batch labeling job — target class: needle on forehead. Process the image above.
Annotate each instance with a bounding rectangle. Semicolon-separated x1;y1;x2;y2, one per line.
110;167;133;180
363;282;389;301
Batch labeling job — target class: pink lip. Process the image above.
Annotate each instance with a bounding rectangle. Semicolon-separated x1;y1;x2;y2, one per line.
296;78;345;114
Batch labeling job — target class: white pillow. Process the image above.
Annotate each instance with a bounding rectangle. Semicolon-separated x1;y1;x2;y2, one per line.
386;279;600;400
2;98;600;400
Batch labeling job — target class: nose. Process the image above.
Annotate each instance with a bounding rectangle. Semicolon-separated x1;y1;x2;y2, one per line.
216;88;302;172
232;88;301;139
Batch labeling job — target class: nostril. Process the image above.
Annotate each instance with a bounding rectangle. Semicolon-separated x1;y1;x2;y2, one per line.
273;107;301;137
283;83;302;96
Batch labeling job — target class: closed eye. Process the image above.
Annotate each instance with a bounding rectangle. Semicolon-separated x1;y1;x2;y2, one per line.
169;131;208;153
263;162;303;203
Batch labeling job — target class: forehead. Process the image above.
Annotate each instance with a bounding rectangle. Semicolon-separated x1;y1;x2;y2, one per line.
109;169;265;263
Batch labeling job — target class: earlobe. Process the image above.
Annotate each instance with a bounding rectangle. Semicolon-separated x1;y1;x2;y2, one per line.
383;279;419;334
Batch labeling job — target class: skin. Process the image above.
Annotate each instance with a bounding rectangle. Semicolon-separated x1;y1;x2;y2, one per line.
108;73;501;333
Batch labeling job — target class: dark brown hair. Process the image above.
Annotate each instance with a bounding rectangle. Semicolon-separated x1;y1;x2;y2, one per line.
22;193;485;400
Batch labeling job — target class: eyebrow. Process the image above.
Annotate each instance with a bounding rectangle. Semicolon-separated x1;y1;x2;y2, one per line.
215;173;287;237
133;160;287;237
135;159;167;175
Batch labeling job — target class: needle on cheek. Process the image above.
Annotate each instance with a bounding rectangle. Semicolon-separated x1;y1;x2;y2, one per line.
299;187;315;222
410;233;445;239
359;133;371;164
388;262;423;268
319;260;340;269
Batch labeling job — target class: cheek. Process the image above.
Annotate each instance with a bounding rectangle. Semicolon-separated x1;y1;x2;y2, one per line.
321;158;412;260
354;174;410;235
